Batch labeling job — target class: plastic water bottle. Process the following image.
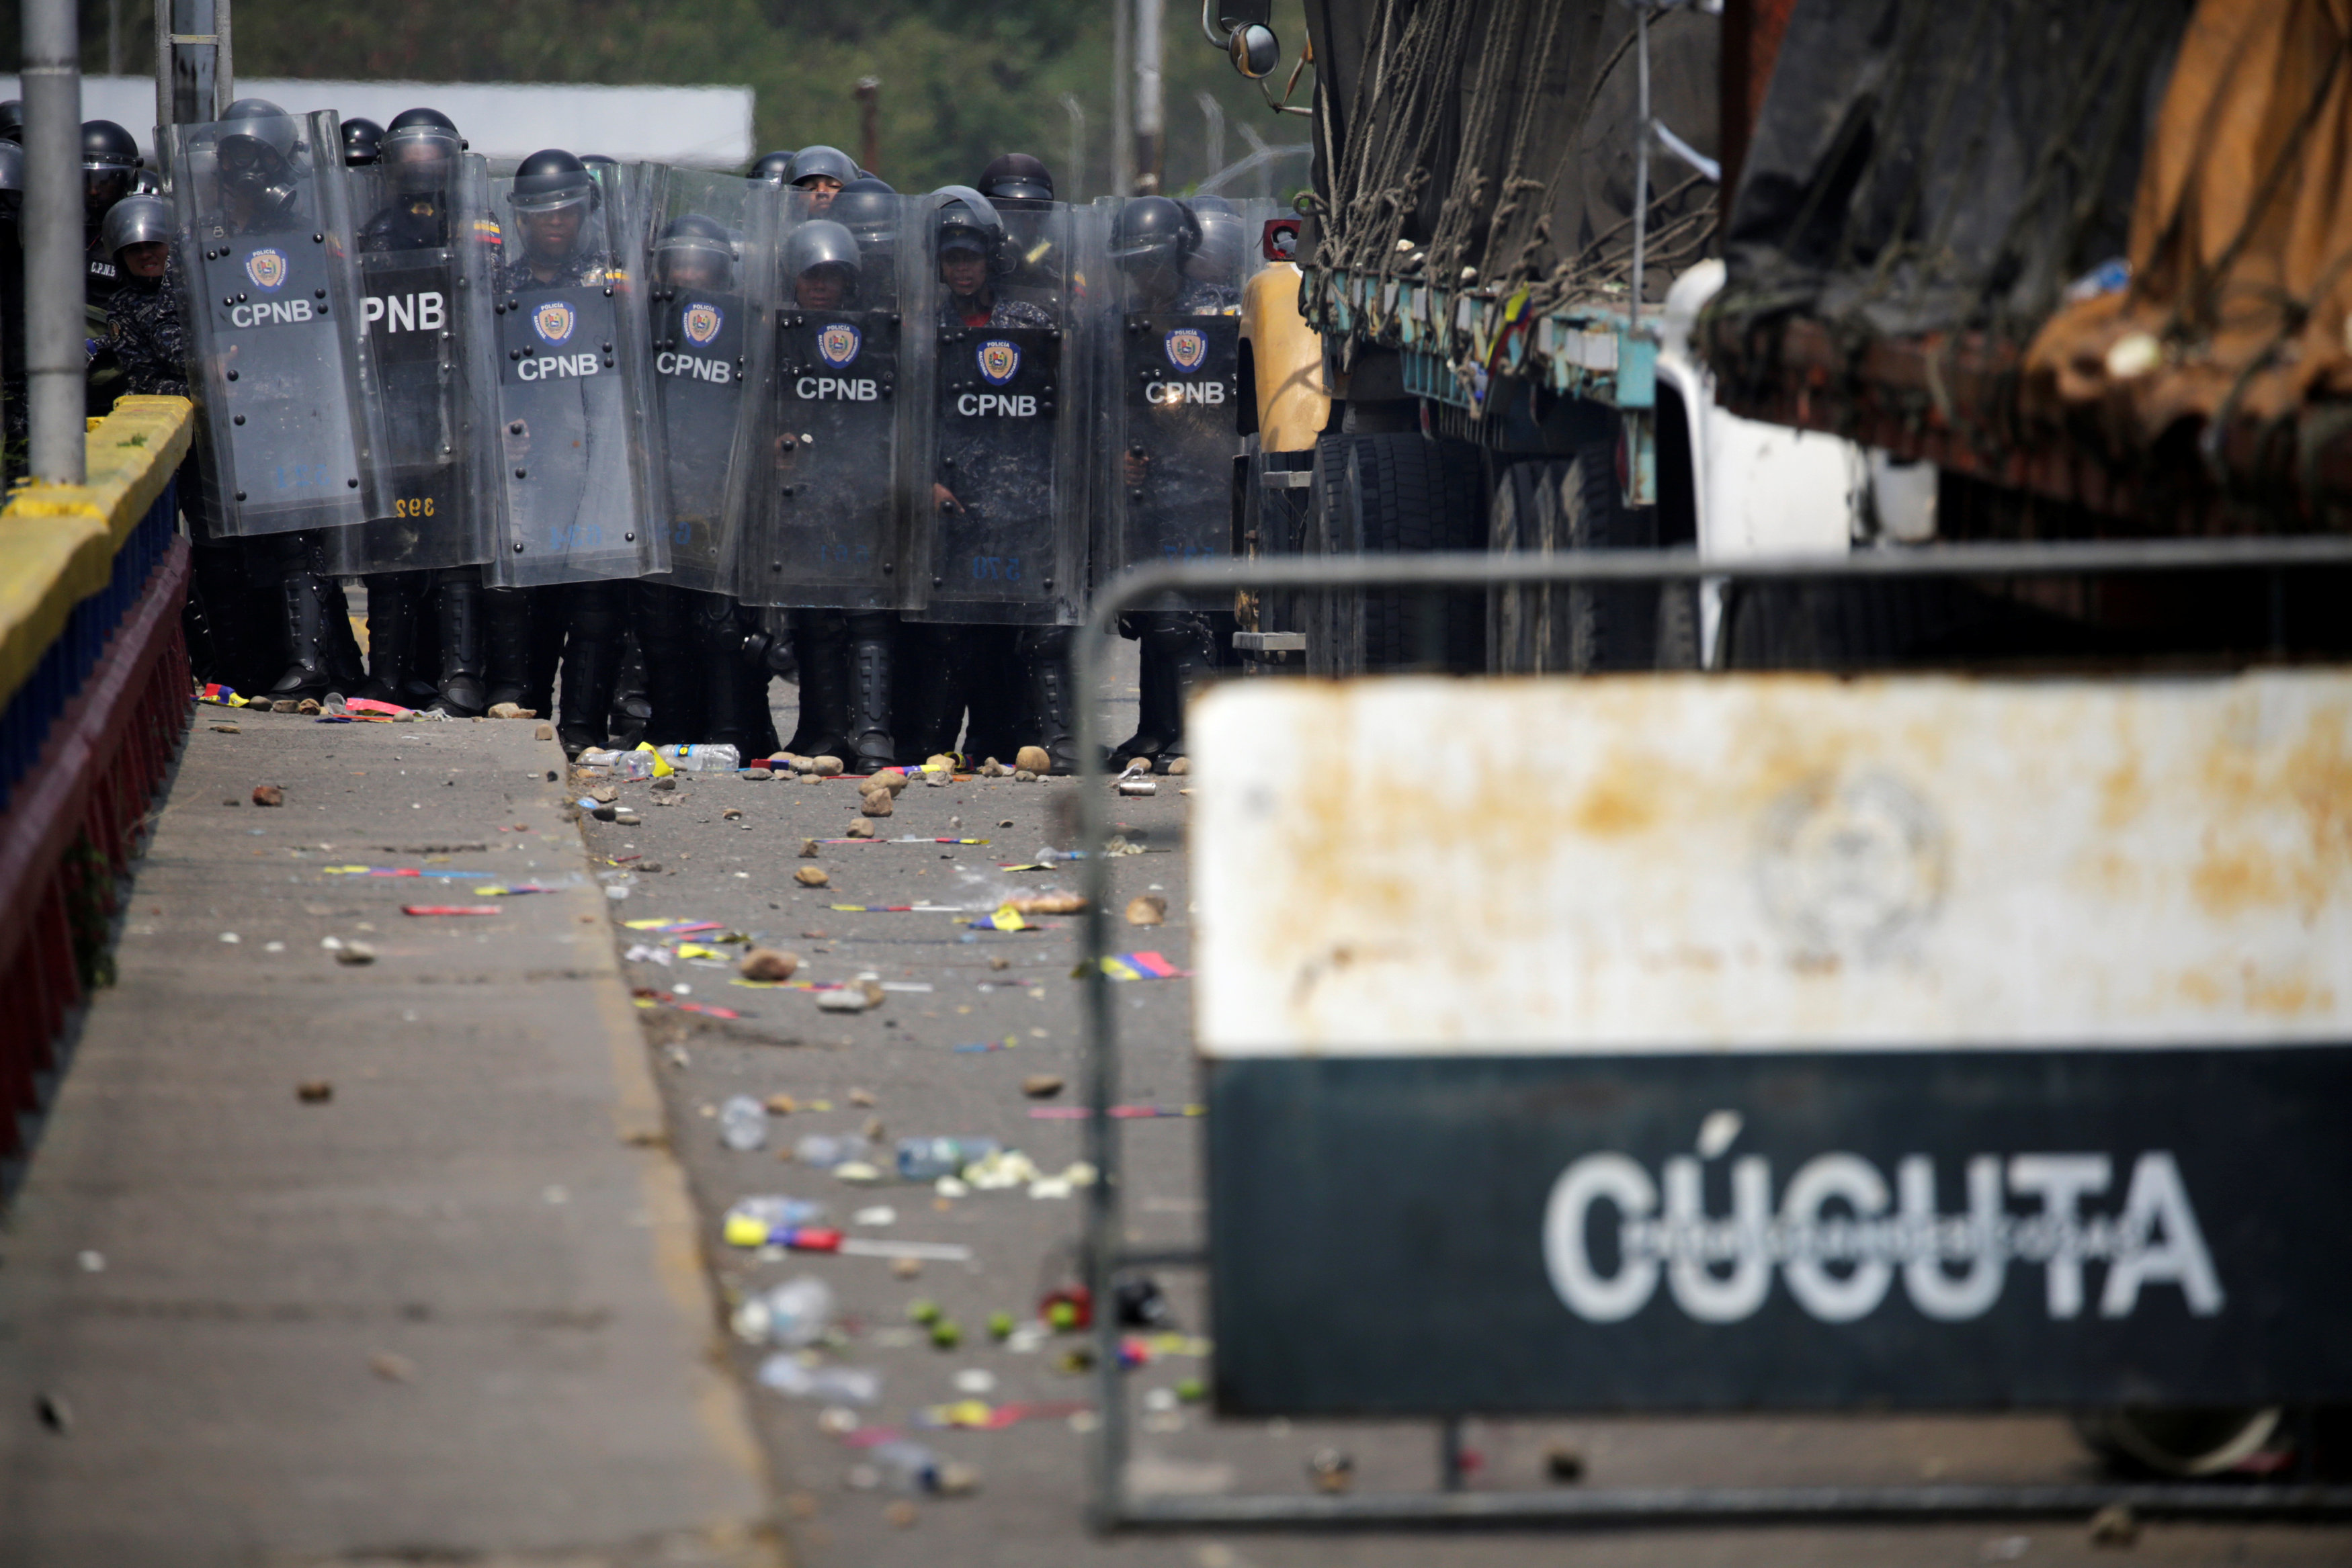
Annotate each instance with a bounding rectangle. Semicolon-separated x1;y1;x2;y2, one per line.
757;1356;882;1404
612;750;655;781
794;1133;871;1170
870;1439;941;1493
659;743;741;773
894;1136;1003;1182
719;1094;768;1152
757;1276;836;1348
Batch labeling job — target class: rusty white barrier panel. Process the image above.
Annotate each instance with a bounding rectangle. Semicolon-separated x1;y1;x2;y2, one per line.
1189;670;2352;1054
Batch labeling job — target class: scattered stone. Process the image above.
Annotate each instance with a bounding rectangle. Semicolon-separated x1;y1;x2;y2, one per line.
891;1255;923;1279
296;698;323;716
1022;1074;1065;1099
1307;1448;1355;1494
296;1080;333;1104
937;1461;981;1497
488;701;530;719
613;810;640;826
845;820;875;840
1124;756;1155;775
251;783;284;807
1015;745;1051;774
866;771;909;795
722;807;743;821
1006;891;1087;916
795;866;831;888
764;1094;798;1115
210;723;240;734
1125;894;1167;926
1544;1444;1586;1483
740;947;800;983
1167;756;1190;776
2089;1504;2138;1547
884;1499;917;1528
1013;769;1038;783
816;981;884;1012
811;755;844;777
988;957;1010;971
849;1087;878;1106
859;791;893;818
334;942;376;966
368;1350;418;1384
799;838;821;858
978;758;1007;777
534;723;555;740
589;784;619;803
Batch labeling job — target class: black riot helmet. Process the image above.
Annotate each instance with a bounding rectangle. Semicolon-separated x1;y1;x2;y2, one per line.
101;191;172;268
342;116;384;166
933;185;1007;271
215;99;297;200
655;211;734;290
381;107;462;194
1182;196;1245;287
0;101;26;143
510;147;599;214
1109;194;1198;276
788;145;857;193
0;139;22;222
82;119;142;221
830;175;896;246
976;153;1053;209
749;149;798;185
786;218;860;307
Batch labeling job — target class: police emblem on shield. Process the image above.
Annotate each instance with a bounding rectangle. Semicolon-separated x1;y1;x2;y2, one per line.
977;339;1021;386
682;302;722;346
817;322;862;367
532;300;577;346
245;248;288;292
1163;327;1208;374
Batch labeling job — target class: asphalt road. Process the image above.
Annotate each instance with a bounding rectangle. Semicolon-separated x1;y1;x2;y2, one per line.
589;646;2352;1568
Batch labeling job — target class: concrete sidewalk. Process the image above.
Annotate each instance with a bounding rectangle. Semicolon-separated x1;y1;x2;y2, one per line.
0;709;775;1567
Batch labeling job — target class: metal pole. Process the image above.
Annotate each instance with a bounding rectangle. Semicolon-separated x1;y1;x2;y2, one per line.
853;76;882;177
1134;0;1165;193
1196;89;1225;187
1112;0;1133;200
1629;2;1649;335
23;0;85;484
108;0;121;77
214;0;233;116
1061;92;1087;204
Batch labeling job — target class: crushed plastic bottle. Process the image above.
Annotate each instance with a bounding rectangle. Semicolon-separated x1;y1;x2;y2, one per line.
719;1094;769;1152
895;1136;1004;1182
794;1133;872;1170
657;743;741;773
732;1275;835;1348
575;747;625;768
612;750;655;781
757;1356;882;1404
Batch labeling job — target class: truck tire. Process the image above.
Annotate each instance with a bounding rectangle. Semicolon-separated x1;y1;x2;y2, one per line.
1489;445;1665;673
1312;431;1485;674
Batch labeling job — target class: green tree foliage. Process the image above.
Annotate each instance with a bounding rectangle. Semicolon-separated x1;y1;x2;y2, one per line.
14;0;1309;198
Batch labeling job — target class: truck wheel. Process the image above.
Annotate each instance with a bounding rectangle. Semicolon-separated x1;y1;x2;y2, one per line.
1489;445;1665;673
1312;431;1485;674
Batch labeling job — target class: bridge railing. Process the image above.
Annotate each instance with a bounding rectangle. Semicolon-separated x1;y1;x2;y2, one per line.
0;396;197;1182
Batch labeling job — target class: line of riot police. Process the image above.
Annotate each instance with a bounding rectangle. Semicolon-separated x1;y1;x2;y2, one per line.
75;100;1274;769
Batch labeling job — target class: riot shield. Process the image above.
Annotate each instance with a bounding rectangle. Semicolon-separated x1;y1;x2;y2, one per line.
171;108;387;537
641;165;755;595
904;196;1088;625
484;160;667;586
1097;195;1250;597
319;150;500;576
731;187;917;613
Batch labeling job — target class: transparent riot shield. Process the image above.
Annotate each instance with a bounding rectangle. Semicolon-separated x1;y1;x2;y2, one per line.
484;160;668;586
731;187;917;612
319;151;500;576
1097;195;1250;597
640;165;755;595
171;109;387;537
904;195;1088;625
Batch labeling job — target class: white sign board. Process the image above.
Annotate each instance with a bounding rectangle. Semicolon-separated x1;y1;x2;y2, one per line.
1189;671;2352;1055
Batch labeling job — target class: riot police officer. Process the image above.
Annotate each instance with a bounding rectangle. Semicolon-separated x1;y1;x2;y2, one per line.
0;101;22;143
0;139;24;459
786;145;858;212
80;120;140;308
342;116;384;167
1103;195;1239;768
829;175;900;302
749;149;798;185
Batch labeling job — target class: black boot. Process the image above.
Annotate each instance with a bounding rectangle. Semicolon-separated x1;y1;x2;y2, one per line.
483;586;534;710
1111;619;1176;766
696;597;753;752
845;610;900;774
354;573;421;703
895;622;970;763
557;584;624;754
323;578;366;696
1145;612;1216;765
633;582;701;744
433;572;487;716
1019;625;1079;775
268;572;335;702
785;610;852;760
962;626;1024;765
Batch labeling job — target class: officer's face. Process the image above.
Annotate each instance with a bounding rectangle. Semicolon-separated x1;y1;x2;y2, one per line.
521;202;584;259
797;175;843;212
665;253;725;291
84;167;132;218
120;240;167;279
941;247;987;298
796;265;850;310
